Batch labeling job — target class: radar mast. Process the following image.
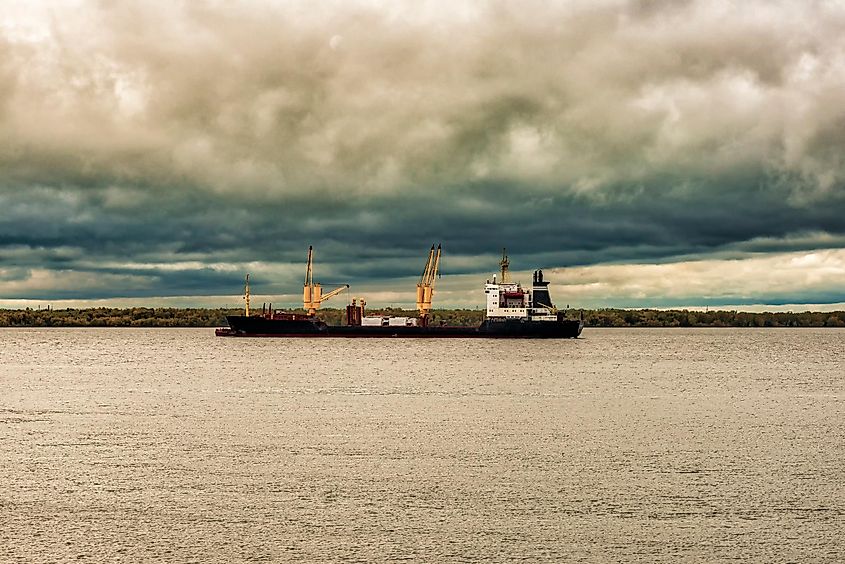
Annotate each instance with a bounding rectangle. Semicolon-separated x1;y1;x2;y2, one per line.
499;248;510;283
243;273;250;317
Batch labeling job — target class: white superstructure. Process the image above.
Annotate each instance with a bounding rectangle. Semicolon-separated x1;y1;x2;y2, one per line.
483;250;559;322
484;270;557;321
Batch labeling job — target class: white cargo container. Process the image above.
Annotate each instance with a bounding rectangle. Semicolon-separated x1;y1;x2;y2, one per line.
360;316;419;327
387;317;419;327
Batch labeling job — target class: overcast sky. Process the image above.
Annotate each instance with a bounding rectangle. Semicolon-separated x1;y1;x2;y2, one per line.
2;0;844;310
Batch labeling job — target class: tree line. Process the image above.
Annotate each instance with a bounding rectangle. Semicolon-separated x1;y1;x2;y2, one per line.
1;306;844;327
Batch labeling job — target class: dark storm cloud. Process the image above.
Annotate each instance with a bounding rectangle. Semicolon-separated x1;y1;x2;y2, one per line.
1;0;845;304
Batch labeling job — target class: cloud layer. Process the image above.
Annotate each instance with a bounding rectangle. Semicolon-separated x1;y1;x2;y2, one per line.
1;0;844;307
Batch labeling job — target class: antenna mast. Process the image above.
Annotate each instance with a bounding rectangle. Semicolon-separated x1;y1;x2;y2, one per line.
243;273;251;317
499;248;510;283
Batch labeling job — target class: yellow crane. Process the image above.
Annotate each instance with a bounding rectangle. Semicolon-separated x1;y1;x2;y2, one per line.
303;245;349;315
416;243;441;324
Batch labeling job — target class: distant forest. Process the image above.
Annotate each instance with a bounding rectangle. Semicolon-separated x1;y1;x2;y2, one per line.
1;307;844;328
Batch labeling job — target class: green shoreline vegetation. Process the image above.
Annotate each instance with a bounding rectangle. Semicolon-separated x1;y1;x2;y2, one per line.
1;307;844;328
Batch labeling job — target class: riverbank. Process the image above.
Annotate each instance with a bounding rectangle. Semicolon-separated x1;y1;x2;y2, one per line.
2;307;844;328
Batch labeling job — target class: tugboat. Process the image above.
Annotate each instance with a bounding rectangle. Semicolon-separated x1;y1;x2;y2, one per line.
216;246;583;338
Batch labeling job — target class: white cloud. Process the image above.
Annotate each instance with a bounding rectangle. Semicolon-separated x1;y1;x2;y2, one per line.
2;0;845;200
547;248;845;307
0;268;153;295
2;245;844;310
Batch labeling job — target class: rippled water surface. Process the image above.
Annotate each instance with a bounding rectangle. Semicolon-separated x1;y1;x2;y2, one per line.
1;328;843;562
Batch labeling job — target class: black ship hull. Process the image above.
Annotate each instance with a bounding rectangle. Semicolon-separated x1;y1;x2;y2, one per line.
218;315;583;338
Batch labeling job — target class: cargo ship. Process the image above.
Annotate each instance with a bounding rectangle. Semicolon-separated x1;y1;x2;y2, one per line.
216;246;583;338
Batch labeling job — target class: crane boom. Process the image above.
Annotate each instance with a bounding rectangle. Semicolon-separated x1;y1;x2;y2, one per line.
430;245;441;285
305;246;314;286
418;245;434;285
320;284;350;303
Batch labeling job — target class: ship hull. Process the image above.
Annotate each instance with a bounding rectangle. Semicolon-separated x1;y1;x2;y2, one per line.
217;315;583;338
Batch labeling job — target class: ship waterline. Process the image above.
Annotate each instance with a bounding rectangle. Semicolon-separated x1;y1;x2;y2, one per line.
218;314;584;338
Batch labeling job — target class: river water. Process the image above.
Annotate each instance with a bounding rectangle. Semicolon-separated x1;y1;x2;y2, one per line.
1;328;842;562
